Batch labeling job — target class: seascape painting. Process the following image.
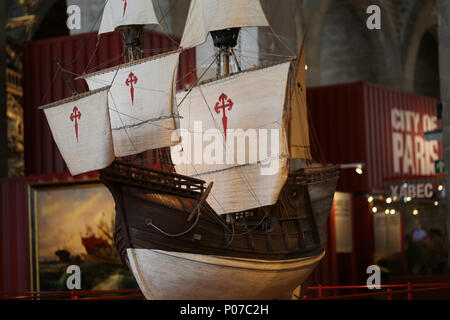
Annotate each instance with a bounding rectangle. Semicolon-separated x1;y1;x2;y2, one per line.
29;182;139;292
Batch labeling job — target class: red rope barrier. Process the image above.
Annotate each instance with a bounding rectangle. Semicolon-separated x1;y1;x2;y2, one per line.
305;283;450;300
4;283;450;300
2;289;145;300
308;282;450;290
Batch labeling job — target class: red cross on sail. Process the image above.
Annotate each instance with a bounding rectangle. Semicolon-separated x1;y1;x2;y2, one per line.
70;106;82;142
214;93;234;139
126;72;138;105
122;0;127;17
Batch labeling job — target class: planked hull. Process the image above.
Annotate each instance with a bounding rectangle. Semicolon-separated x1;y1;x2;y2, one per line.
99;161;339;299
127;248;325;300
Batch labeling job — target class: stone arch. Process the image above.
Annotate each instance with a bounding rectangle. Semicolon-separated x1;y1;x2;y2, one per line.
347;0;403;88
305;0;401;87
403;0;438;93
318;0;380;85
413;29;440;98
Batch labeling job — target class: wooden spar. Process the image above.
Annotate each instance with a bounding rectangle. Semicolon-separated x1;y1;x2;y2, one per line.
187;182;214;222
57;60;78;96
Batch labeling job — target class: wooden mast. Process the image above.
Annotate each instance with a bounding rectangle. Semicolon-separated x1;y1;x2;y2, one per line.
211;28;241;77
118;25;144;62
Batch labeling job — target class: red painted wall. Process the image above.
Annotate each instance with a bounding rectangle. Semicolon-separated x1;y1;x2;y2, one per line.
22;30;196;176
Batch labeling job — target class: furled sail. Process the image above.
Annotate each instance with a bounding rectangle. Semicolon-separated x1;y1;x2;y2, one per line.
180;0;269;49
171;61;291;215
289;39;311;160
99;0;159;35
40;87;114;176
81;51;181;157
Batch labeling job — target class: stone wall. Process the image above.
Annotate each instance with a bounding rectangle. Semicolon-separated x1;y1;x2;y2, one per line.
258;0;439;96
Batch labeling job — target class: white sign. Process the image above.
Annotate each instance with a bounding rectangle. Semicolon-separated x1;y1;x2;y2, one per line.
374;213;402;254
391;108;439;176
334;192;353;253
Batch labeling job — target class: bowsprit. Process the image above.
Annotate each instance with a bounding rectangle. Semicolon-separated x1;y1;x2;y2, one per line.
214;93;234;139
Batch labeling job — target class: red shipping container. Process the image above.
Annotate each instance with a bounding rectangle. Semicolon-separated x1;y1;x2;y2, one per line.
308;81;442;194
305;82;441;288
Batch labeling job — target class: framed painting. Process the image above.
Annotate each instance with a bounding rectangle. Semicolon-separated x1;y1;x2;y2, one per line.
28;180;138;292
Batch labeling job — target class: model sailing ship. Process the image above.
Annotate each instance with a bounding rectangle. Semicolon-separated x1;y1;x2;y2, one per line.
39;0;339;300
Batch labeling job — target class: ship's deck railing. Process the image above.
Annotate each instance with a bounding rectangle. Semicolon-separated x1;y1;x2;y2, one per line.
302;282;450;300
288;165;340;186
100;161;206;198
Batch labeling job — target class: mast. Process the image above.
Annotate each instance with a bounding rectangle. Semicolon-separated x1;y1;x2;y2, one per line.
119;24;174;170
118;19;178;169
118;25;144;62
211;28;241;77
117;24;144;165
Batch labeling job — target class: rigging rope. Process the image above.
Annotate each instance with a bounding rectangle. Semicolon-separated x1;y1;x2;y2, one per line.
145;207;201;237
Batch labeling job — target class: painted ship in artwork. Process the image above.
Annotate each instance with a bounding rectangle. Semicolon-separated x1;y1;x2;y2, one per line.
81;216;122;266
39;0;339;299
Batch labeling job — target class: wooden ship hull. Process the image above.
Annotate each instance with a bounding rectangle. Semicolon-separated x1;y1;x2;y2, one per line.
99;161;339;299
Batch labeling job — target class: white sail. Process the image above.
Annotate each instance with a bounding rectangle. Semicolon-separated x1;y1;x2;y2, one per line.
289;39;311;160
99;0;159;35
180;0;269;49
82;51;181;157
40;87;114;176
171;62;291;215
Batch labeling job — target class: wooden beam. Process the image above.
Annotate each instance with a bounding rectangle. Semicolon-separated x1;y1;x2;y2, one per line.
0;1;7;177
5;15;38;31
187;182;213;222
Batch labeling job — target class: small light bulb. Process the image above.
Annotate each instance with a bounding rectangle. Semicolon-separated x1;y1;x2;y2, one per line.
368;196;374;203
434;201;439;206
390;209;396;215
386;197;392;204
372;207;378;213
385;209;390;215
438;185;444;191
406;197;412;202
356;167;363;175
413;209;419;215
305;65;308;70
